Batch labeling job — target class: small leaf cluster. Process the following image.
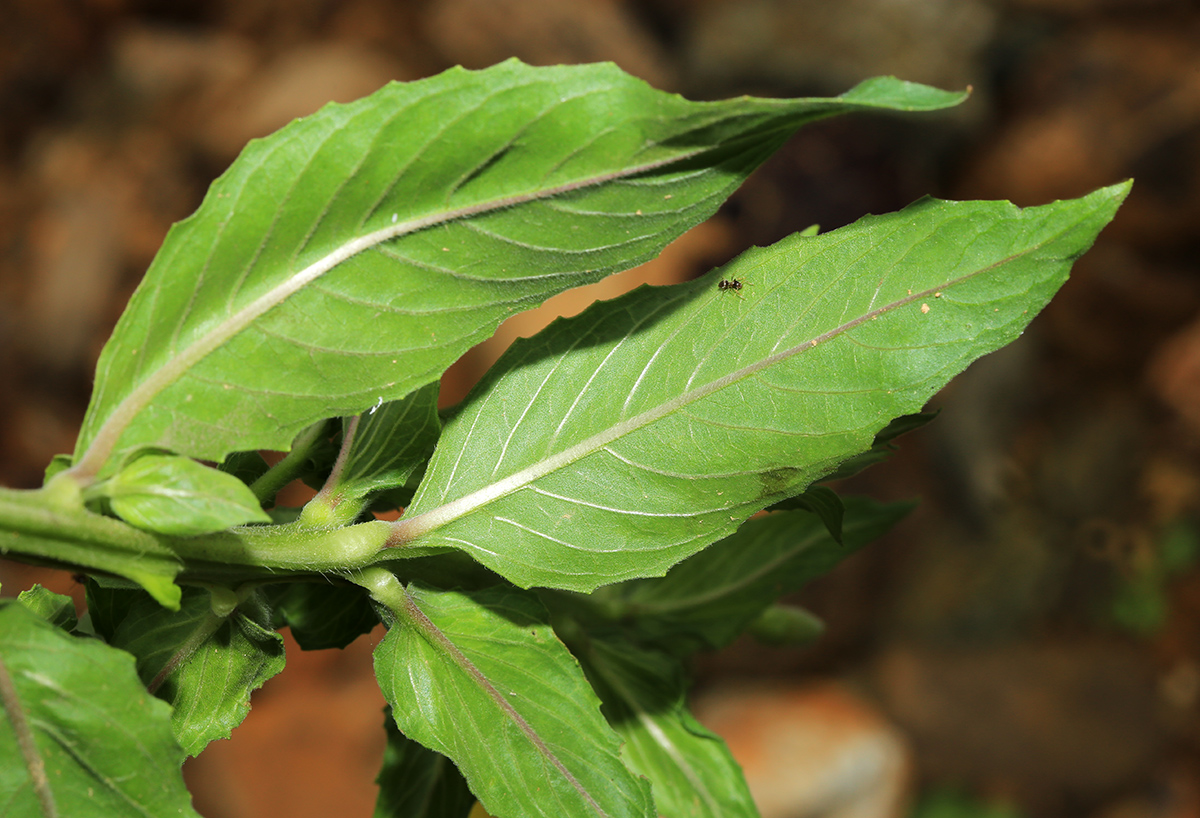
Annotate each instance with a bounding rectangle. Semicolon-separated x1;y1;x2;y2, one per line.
0;60;1127;817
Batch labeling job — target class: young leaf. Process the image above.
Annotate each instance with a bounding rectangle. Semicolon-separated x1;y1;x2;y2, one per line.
104;453;270;535
577;637;759;818
68;60;965;482
108;586;285;756
745;603;826;646
375;708;476;818
303;382;442;527
369;578;654;818
0;601;200;817
618;497;912;652
339;383;441;499
16;585;77;631
392;184;1129;591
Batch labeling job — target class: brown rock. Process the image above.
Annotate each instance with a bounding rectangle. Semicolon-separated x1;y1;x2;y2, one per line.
693;681;912;818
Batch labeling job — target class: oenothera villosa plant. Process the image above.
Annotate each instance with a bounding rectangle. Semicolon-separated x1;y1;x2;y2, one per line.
0;59;1127;818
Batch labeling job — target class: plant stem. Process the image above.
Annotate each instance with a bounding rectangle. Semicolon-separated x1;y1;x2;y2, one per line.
0;485;405;588
249;419;332;505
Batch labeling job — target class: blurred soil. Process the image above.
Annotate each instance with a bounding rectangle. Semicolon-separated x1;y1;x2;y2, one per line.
3;2;1200;817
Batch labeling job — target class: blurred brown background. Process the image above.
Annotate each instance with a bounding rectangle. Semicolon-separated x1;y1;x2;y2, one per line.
2;1;1200;817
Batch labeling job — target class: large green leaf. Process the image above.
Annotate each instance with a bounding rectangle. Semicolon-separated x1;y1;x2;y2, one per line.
391;184;1129;591
375;708;475;818
578;637;758;818
67;60;965;481
108;586;285;756
369;578;653;818
0;601;200;817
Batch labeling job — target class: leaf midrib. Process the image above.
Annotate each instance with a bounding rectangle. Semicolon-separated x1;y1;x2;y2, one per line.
400;589;613;817
390;273;963;545
69;151;708;482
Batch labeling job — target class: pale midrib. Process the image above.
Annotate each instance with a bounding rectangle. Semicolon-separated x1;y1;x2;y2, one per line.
68;151;702;482
400;589;613;817
0;653;57;817
391;264;1006;545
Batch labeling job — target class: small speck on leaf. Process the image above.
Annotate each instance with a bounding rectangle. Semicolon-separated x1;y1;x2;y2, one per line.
921;303;930;314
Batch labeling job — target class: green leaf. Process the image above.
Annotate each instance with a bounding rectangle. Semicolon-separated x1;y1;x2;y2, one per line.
108;586;285;756
342;384;442;499
104;453;270;536
16;586;77;632
272;581;379;650
746;604;825;646
375;707;475;818
0;601;200;817
216;450;271;486
42;454;73;485
393;183;1129;591
369;577;654;818
619;497;911;652
68;61;965;482
83;577;142;642
769;485;844;543
577;637;758;818
303;383;442;527
816;410;936;482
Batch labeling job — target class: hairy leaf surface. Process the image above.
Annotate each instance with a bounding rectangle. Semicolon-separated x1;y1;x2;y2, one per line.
0;601;199;817
328;379;441;506
393;184;1128;590
69;60;964;481
374;582;654;818
109;587;285;756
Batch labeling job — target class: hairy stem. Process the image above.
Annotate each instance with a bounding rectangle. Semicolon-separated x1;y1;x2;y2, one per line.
249;419;333;505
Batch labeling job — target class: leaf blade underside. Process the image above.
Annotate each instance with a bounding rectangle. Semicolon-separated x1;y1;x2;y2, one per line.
70;61;964;481
0;602;200;817
374;583;654;818
394;183;1129;591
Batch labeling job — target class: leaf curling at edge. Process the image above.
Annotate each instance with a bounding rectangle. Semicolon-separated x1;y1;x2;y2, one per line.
66;59;965;484
0;601;201;817
388;183;1130;592
371;579;655;818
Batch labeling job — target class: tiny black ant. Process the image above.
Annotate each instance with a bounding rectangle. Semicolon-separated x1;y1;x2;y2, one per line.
718;277;744;293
